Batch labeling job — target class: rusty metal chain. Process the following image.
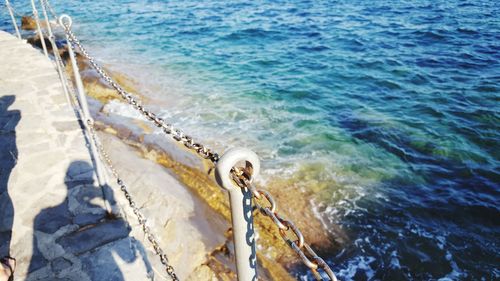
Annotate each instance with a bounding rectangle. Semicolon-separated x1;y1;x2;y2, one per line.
42;0;59;21
49;19;180;280
58;14;338;281
88;124;180;281
61;27;220;163
232;172;338;281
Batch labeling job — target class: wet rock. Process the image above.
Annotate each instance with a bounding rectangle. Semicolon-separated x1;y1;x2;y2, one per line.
21;16;37;30
186;265;218;280
27;35;53;51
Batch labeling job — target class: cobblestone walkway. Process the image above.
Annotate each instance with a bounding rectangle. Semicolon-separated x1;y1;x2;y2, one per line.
0;30;152;280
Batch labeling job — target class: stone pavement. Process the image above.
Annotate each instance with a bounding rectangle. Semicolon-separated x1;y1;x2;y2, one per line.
0;30;152;280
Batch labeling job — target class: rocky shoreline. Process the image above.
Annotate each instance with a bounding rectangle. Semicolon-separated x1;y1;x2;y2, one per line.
21;17;343;280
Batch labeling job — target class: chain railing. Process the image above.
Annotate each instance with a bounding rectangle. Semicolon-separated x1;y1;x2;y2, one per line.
6;0;339;279
29;0;48;57
54;26;181;281
4;0;21;38
47;12;181;280
38;0;73;108
234;175;337;281
88;124;180;281
42;0;57;20
4;1;180;278
62;24;338;281
66;27;222;163
1;1;182;280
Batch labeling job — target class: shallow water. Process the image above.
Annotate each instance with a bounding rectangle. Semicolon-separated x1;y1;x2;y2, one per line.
2;0;499;279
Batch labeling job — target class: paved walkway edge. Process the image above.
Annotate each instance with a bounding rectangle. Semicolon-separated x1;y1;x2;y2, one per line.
0;30;152;280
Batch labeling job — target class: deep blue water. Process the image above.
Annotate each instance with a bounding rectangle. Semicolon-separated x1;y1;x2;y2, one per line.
2;0;499;280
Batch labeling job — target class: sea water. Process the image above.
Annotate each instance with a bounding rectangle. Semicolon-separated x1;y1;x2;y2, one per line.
2;0;498;279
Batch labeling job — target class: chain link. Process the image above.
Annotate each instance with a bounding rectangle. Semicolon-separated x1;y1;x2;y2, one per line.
66;59;181;281
46;12;180;278
233;173;338;281
42;0;59;22
88;124;180;281
61;26;220;164
56;12;338;281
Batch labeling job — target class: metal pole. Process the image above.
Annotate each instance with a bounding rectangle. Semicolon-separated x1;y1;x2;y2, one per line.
5;0;21;39
38;0;72;108
59;15;109;189
215;148;259;281
30;0;48;57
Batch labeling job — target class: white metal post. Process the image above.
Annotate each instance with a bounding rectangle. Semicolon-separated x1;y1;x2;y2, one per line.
5;0;21;39
38;0;72;108
59;15;109;189
215;148;259;281
30;0;48;57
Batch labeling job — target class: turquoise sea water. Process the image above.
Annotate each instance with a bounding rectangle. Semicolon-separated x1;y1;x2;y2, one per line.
2;0;499;279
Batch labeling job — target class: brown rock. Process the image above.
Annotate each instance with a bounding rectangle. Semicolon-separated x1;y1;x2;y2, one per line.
27;35;53;51
21;16;37;30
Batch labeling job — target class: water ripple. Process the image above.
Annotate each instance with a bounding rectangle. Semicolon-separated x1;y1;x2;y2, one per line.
2;0;498;279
